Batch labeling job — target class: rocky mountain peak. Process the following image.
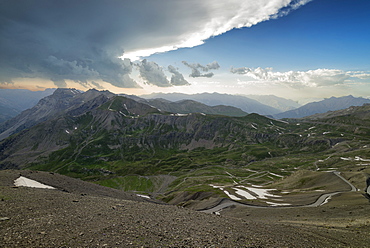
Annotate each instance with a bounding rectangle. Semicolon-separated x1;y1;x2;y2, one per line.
0;89;114;140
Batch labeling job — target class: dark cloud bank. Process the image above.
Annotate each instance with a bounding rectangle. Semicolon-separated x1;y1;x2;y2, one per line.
0;0;190;88
0;0;311;88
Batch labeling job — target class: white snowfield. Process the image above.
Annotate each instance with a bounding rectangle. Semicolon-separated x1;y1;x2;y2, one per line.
14;176;55;189
210;184;290;205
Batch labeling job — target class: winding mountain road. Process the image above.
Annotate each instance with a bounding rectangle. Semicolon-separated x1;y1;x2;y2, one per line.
201;171;358;214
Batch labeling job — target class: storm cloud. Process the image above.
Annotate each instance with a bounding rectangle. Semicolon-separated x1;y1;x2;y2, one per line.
0;0;311;88
0;0;140;88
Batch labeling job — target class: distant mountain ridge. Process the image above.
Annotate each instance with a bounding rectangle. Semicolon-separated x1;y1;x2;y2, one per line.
275;95;370;119
0;99;20;123
246;95;301;112
122;96;248;117
302;102;370;121
0;88;55;110
141;92;280;115
0;88;55;123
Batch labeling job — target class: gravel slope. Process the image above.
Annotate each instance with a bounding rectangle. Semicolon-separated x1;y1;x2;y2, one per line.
0;170;368;247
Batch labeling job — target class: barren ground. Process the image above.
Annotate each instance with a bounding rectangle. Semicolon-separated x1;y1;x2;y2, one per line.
1;170;370;247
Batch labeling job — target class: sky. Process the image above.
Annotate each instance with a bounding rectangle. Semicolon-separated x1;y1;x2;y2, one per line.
0;0;369;102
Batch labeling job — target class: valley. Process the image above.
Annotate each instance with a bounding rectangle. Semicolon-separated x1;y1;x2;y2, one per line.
1;88;370;246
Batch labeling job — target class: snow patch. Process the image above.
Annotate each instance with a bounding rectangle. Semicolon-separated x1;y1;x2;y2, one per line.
233;187;257;200
251;184;263;188
211;183;291;204
269;172;283;178
136;194;150;199
276;119;289;124
237;186;279;199
14;176;55;189
225;171;234;177
210;184;241;200
265;201;291;206
341;156;370;162
70;89;79;95
355;156;370;162
340;157;352;161
224;190;242;200
320;195;332;206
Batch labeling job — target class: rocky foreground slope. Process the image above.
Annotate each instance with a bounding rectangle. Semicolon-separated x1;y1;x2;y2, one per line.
1;170;369;247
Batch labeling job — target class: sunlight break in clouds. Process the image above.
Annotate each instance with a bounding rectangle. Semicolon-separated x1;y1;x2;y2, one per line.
122;0;312;61
231;67;370;88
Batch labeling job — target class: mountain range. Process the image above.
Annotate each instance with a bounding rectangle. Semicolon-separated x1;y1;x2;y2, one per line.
122;95;248;117
1;88;370;247
246;94;301;112
2;88;369;123
0;88;369;218
0;88;290;170
275;95;370;119
1;88;369;178
141;92;282;115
